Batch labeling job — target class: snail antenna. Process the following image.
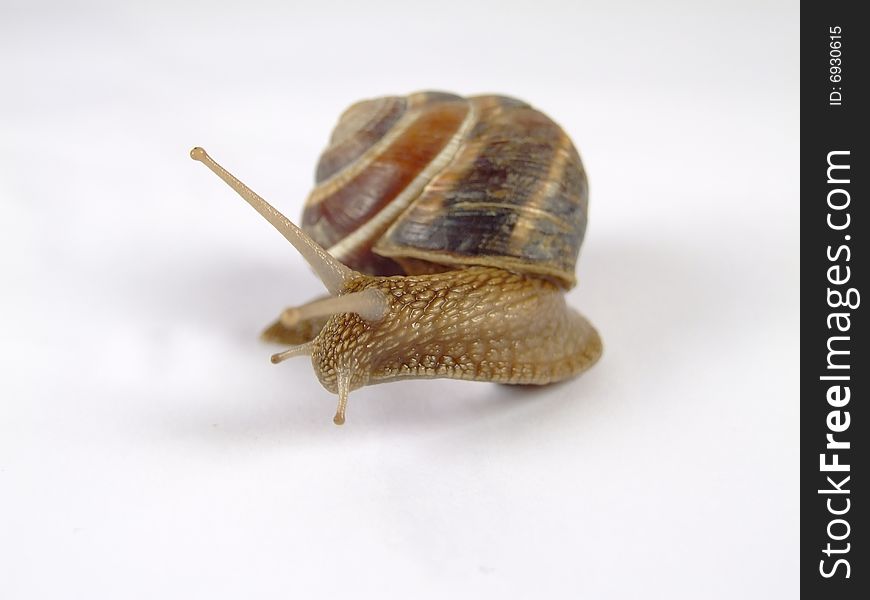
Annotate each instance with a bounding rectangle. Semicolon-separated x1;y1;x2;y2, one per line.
279;288;389;327
270;341;314;364
334;368;351;426
190;147;354;295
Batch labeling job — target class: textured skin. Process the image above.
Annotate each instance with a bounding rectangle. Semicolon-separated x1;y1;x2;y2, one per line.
309;266;602;395
300;92;588;288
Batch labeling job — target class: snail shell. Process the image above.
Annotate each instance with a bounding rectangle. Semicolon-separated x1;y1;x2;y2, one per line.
301;91;588;287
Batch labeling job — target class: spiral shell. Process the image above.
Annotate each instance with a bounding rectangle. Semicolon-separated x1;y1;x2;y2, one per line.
301;91;588;288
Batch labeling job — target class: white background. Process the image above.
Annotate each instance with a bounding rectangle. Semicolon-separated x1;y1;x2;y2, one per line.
1;0;798;598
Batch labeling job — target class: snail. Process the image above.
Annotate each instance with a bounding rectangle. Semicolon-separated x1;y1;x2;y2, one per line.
191;91;601;425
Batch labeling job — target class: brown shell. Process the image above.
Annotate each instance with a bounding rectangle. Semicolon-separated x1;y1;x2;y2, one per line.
301;91;588;288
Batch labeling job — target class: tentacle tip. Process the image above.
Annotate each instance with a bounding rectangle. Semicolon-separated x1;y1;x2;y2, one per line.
333;413;346;426
190;146;207;161
279;308;301;328
269;354;282;364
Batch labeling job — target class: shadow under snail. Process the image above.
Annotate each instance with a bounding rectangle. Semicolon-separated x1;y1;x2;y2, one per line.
191;91;602;425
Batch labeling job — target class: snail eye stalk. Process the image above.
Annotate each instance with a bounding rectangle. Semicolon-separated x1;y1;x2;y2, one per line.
278;288;389;328
190;147;353;295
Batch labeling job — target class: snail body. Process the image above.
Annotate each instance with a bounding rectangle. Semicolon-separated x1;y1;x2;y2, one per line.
191;91;601;425
313;266;600;394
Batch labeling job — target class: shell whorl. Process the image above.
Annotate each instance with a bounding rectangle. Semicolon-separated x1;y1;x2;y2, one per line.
302;92;589;288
